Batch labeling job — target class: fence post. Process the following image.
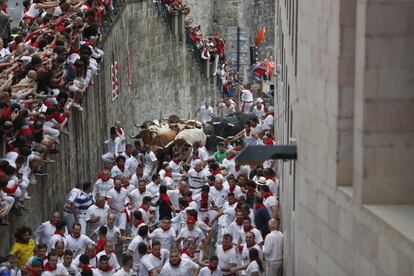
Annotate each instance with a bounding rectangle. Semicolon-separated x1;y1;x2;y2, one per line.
178;13;185;42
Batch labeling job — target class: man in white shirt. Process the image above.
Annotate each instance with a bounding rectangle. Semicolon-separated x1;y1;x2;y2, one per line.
106;177;130;235
263;219;283;276
95;255;115;276
253;97;265;119
215;233;238;276
73;182;94;235
102;127;121;163
262;106;274;130
127;225;149;271
240;88;254;113
140;240;169;275
96;241;120;271
187;160;211;193
217;98;236;117
92;171;114;199
62;250;77;275
149;218;176;250
260;185;279;220
199;255;222;276
130;165;145;187
177;215;206;256
196;100;214;123
48;221;68;252
34;212;64;245
144;145;158;179
42;253;69;276
86;196;109;238
160;249;199;276
129;179;151;210
238;217;263;247
63;185;82;233
65;223;95;258
209;177;228;208
113;255;134;276
124;149;140;176
146;174;162;197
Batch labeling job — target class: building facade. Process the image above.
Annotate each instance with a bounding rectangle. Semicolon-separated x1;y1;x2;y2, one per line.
275;0;414;275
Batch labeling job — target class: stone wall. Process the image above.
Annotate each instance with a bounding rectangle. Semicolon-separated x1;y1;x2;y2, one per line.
0;0;213;251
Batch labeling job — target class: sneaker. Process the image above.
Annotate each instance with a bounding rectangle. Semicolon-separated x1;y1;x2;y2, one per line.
35;170;48;176
43;158;55;163
73;103;83;111
60;129;69;135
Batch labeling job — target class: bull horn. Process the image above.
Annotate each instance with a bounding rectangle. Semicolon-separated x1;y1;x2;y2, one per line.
217;136;225;140
212;122;221;125
152;146;164;150
165;140;175;148
134;122;141;128
129;135;137;139
227;123;236;127
206;134;211;137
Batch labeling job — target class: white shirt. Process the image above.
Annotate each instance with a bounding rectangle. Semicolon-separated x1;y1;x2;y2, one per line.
168;160;183;175
263;114;274;130
242;244;263;264
34;221;61;245
146;181;160;196
113;268;134;276
102;224;121;245
107;188;129;213
127;235;147;269
239;228;263;245
96;251;120;270
245;260;262;276
215;245;238;274
222;182;243;198
209;186;228;208
62;263;77;276
240;89;253;102
149;228;176;250
130;173;144;188
198;147;209;161
64;188;82;212
200;105;214;123
65;234;95;258
263;196;278;218
125;156;139;176
177;227;205;250
72;254;98;268
48;234;67;251
162;176;174;189
222;158;236;172
199;266;223;276
160;258;199;276
93;179;114;199
263;230;283;262
253;104;265;119
129;189;151;208
110;165;124;178
226;222;243;245
166;189;181;210
144;151;157;173
140;250;169;275
86;205;109;234
187;168;211;190
41;263;69;275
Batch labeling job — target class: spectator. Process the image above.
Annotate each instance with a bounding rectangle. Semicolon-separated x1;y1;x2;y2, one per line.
263;219;283;276
10;226;36;267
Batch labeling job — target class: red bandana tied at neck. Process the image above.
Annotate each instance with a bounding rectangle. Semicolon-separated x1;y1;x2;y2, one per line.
255;202;265;212
208;264;216;272
181;249;194;258
263;192;273;199
44;263;55;272
172;159;180;165
140;204;149;212
165;172;172;178
134;219;144;227
200;193;209;209
53;230;64;237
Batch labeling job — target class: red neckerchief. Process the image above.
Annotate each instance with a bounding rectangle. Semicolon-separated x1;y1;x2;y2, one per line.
222;244;232;251
134;219;144;227
212;169;221;175
81;264;93;271
160;193;172;209
165;172;173;178
256;104;262;110
54;230;64;237
244;225;253;232
248;242;256;248
186;197;193;203
229;185;236;193
181;249;194;258
208;264;216;272
117;165;125;171
264;138;274;145
140;204;149;212
172;159;180;165
267;112;274;116
98;265;113;272
265;176;274;180
236;219;243;226
200;193;209;209
263;192;273;199
44;263;56;272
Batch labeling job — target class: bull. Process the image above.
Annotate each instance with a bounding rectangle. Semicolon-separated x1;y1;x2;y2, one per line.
166;128;207;161
204;112;258;152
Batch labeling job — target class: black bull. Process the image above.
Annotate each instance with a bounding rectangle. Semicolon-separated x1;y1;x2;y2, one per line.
204;112;258;152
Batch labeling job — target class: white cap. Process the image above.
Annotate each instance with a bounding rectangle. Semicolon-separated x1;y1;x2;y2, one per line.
256;97;264;103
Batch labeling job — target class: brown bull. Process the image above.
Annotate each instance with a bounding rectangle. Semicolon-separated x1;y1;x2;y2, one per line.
131;127;177;152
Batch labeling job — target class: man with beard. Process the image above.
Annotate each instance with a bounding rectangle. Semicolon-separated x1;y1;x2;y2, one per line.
65;223;95;258
92;170;113;199
159;248;199;276
199;255;222;276
107;177;131;235
95;255;115;276
215;233;238;276
149;218;176;250
34;212;65;245
42;252;69;275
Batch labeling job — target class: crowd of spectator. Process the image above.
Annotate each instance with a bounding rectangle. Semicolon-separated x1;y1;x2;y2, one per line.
0;0;116;225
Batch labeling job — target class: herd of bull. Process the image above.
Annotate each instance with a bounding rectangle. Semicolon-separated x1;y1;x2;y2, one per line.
130;113;258;161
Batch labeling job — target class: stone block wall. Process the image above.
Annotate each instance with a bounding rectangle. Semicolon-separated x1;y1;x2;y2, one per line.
0;0;213;251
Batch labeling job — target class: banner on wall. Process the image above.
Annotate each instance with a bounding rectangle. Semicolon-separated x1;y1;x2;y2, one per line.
111;61;119;101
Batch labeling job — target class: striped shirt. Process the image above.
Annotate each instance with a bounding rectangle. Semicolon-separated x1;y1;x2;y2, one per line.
74;192;94;211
